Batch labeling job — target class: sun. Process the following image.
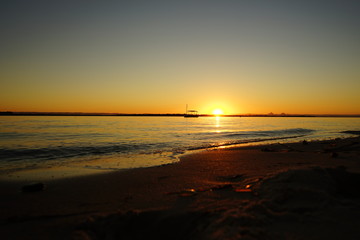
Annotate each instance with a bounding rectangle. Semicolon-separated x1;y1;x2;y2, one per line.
212;109;224;116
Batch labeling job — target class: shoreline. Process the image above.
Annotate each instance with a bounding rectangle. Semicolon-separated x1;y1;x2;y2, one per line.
2;111;360;117
1;132;357;183
1;135;359;239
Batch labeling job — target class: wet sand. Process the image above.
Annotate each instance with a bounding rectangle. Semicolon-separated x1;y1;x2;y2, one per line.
1;136;360;239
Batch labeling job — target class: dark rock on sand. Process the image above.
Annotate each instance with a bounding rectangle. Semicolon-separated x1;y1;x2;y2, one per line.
21;182;45;193
342;131;360;135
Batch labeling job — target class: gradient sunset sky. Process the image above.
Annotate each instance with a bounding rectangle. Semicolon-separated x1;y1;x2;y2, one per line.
1;0;359;114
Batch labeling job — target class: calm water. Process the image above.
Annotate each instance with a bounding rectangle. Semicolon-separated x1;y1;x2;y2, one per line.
1;116;359;180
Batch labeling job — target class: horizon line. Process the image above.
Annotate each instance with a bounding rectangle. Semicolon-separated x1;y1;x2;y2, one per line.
1;111;360;117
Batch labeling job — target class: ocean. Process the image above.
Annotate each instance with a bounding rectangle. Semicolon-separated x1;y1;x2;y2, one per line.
1;116;359;180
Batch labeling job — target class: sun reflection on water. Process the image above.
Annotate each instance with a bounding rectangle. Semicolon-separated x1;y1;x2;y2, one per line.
214;116;221;132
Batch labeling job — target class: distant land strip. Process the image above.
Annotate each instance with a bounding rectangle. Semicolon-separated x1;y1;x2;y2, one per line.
1;111;360;117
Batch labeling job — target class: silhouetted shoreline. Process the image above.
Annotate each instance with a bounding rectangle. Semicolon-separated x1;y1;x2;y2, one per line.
1;111;360;117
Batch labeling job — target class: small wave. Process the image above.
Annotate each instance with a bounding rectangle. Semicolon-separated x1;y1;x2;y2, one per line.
200;128;314;139
188;134;308;151
0;144;149;162
232;128;314;137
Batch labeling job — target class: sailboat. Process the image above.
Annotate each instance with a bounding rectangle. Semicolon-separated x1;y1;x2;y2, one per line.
184;104;199;118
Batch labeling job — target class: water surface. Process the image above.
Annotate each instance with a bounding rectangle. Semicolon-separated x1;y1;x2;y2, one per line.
1;116;359;180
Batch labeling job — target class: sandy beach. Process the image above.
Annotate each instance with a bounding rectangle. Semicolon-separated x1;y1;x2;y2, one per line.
1;135;360;240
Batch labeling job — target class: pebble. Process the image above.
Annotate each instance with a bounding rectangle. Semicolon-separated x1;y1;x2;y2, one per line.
21;182;45;193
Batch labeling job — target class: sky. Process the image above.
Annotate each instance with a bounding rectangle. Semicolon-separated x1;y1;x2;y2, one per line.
1;0;360;115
